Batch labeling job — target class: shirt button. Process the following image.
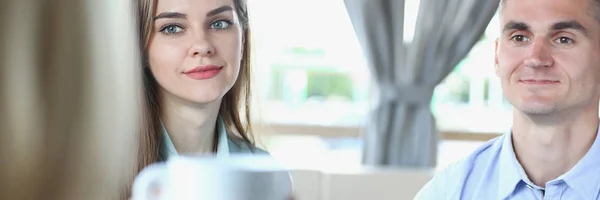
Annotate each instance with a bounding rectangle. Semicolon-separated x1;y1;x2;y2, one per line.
526;184;534;190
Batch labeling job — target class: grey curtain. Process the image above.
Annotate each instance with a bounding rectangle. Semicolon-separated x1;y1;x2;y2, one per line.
0;0;138;200
343;0;499;167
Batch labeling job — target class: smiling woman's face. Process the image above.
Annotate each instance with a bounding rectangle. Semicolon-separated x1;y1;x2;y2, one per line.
148;0;243;104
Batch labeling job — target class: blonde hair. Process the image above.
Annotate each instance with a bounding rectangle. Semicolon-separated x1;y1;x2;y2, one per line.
1;0;139;200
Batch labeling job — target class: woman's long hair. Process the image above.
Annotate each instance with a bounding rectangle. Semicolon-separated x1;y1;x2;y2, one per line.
124;0;255;198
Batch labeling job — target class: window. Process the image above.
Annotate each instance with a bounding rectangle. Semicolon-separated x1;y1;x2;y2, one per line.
431;12;513;133
248;0;370;127
249;0;511;134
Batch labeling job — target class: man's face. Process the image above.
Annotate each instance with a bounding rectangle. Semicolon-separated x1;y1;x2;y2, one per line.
496;0;600;114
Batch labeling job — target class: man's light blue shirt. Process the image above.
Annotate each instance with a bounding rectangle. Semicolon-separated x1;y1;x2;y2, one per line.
415;126;600;200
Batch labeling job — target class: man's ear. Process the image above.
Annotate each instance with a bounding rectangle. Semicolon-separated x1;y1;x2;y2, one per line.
494;38;500;76
494;38;499;67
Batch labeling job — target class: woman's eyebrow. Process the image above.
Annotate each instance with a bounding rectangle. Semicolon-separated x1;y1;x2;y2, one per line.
154;12;186;21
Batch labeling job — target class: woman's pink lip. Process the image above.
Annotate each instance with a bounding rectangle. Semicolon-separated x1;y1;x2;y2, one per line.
184;65;222;73
184;65;223;80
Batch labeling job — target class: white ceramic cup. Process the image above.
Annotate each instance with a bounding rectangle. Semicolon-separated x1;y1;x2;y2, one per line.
132;154;293;200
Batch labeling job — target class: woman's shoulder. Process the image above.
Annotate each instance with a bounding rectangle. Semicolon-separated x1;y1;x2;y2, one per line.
227;135;270;155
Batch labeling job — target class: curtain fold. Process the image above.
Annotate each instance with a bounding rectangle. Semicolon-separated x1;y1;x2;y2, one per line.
343;0;499;167
0;0;139;199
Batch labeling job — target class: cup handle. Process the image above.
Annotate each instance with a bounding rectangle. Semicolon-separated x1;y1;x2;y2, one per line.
132;163;167;200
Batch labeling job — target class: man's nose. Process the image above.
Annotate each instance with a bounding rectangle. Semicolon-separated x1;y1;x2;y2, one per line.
523;38;553;68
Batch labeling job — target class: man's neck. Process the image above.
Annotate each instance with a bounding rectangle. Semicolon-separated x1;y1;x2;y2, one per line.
159;90;221;155
512;109;598;187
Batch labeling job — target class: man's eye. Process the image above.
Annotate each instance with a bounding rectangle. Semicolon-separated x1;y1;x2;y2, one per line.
510;35;530;42
555;37;574;44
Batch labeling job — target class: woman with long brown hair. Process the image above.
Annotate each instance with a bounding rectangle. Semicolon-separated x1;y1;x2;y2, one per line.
127;0;265;197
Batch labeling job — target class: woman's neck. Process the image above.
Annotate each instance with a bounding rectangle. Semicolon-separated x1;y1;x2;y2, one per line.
159;91;222;155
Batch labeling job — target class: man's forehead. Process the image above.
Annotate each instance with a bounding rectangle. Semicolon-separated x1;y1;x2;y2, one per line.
499;0;597;26
501;0;592;17
501;0;591;7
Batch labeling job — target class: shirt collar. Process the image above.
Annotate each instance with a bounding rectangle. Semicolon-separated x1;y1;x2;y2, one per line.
498;123;600;199
557;123;600;199
498;131;527;199
160;116;230;160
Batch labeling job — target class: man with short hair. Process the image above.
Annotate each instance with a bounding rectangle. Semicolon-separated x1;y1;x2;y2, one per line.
415;0;600;199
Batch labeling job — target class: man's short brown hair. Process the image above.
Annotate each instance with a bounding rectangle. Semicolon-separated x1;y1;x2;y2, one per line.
500;0;600;23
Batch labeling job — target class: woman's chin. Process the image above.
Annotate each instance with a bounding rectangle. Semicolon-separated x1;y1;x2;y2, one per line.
162;85;230;106
186;95;224;105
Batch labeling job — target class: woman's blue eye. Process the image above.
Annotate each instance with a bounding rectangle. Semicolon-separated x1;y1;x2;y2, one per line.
210;20;231;29
160;25;183;34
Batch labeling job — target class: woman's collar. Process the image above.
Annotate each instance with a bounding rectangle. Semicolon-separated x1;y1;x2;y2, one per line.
159;116;230;160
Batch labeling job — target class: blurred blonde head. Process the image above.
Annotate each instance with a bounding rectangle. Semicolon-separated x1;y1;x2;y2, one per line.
0;0;139;200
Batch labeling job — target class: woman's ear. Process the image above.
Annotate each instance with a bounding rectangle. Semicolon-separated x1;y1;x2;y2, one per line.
142;53;150;68
240;33;246;59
